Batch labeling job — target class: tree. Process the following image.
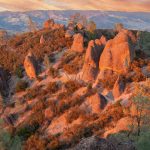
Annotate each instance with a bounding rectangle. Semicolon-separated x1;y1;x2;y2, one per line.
114;23;124;32
0;120;22;150
131;79;150;136
87;21;97;40
27;16;37;32
137;31;150;56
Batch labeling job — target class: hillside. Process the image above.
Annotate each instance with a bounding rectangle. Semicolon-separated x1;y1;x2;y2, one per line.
0;10;150;33
0;17;150;150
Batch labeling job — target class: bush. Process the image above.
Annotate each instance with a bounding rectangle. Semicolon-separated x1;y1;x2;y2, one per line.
24;134;46;150
32;99;46;113
15;80;28;92
17;123;39;140
0;120;22;150
66;107;83;123
65;80;83;93
26;86;41;99
46;82;60;94
47;138;60;150
63;53;84;74
135;130;150;150
15;66;24;78
48;67;59;78
99;74;118;90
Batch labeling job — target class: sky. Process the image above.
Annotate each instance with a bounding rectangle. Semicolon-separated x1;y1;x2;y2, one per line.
0;0;150;12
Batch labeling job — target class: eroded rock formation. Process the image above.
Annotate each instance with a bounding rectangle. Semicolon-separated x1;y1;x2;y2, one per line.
112;76;126;99
24;52;38;79
98;29;136;79
43;19;64;30
81;92;107;114
82;37;106;81
71;33;84;52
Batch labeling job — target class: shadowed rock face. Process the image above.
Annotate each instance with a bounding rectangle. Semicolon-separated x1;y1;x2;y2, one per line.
82;37;106;81
112;76;126;99
70;136;116;150
71;33;84;52
98;29;136;79
0;67;9;97
24;52;38;79
81;92;107;114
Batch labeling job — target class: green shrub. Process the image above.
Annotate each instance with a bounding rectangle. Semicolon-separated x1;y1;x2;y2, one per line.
0;120;22;150
15;80;28;92
17;123;39;140
135;130;150;150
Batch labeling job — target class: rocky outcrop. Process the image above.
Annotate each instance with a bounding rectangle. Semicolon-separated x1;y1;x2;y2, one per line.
80;93;107;114
40;35;45;44
76;23;84;30
104;117;133;138
70;136;116;150
71;33;84;52
98;29;136;79
44;19;54;29
112;76;126;99
43;19;64;30
82;37;106;81
24;52;38;79
45;107;54;119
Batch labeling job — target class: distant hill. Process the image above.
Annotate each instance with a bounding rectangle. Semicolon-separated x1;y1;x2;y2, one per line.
0;10;150;33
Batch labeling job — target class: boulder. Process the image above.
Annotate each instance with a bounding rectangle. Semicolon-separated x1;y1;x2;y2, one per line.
104;117;133;138
43;19;54;29
70;136;116;150
112;76;126;99
76;23;84;30
80;93;107;114
45;107;54;119
100;35;107;45
98;29;136;79
40;35;45;44
24;52;38;79
82;39;105;81
71;33;84;52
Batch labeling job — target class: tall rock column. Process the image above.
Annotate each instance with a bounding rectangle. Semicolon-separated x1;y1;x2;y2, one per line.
24;52;38;79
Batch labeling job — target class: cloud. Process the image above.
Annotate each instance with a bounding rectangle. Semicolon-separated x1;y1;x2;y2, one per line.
0;0;60;11
55;0;150;12
0;0;149;12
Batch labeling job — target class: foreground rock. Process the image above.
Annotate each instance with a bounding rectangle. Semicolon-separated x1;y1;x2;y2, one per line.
40;35;45;44
71;33;84;52
82;37;106;81
98;29;136;79
112;76;126;99
24;52;38;79
104;117;133;138
70;136;116;150
81;92;107;114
